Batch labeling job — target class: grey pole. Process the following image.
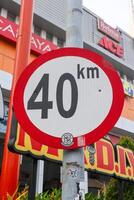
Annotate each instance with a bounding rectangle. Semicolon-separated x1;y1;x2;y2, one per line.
62;0;85;200
36;160;44;194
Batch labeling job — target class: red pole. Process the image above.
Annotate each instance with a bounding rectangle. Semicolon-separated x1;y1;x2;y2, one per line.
0;0;34;199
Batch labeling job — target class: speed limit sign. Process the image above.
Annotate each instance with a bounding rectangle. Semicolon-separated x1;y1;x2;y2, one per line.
13;48;124;149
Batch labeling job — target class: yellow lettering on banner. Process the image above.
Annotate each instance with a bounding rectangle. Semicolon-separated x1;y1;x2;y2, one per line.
14;128;134;181
116;145;127;179
126;149;134;180
95;139;115;175
116;146;134;180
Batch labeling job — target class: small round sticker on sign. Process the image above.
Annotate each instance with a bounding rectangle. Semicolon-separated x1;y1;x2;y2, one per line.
61;133;74;147
13;48;124;149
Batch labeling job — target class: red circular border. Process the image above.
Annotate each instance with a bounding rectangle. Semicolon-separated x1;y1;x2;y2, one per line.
13;48;124;149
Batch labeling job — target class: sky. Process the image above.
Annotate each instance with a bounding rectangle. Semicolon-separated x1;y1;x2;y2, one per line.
83;0;134;36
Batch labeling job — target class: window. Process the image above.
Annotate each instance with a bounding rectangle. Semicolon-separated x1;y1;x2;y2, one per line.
46;32;53;41
0;102;9;134
118;70;124;79
34;25;41;36
127;78;134;85
57;38;64;47
7;12;16;22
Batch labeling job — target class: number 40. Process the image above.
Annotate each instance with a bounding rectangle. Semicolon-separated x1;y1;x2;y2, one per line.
27;73;78;119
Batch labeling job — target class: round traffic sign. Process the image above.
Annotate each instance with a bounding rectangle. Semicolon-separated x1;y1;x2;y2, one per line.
13;48;124;149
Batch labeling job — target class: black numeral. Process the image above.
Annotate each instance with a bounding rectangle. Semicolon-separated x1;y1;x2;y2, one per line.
27;73;78;119
27;74;53;118
56;73;78;118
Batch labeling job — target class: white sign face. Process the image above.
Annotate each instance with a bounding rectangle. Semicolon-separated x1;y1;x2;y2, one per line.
24;56;112;137
0;86;4;119
13;48;124;149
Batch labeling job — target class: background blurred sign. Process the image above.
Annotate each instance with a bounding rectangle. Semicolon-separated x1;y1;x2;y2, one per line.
122;79;134;97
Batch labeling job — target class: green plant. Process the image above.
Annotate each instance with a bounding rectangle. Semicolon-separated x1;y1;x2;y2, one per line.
49;188;61;200
16;188;61;200
85;193;97;200
103;178;119;200
119;136;134;151
100;136;134;200
35;191;50;200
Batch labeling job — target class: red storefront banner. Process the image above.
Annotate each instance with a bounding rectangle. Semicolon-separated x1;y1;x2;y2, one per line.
98;36;124;58
97;18;121;43
10;125;134;181
0;15;57;55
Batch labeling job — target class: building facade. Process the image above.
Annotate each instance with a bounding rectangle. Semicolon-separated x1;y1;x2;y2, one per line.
0;0;134;193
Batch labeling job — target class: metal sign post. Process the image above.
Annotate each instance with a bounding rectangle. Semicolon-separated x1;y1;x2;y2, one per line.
62;1;84;199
